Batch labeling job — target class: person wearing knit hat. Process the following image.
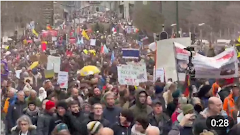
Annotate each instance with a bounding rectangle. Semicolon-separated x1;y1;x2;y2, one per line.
56;100;68;111
166;90;181;117
87;121;103;135
37;100;56;135
51;123;70;135
176;104;195;127
45;100;56;112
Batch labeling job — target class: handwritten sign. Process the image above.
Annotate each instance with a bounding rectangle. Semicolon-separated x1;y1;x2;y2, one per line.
57;71;68;89
117;65;139;86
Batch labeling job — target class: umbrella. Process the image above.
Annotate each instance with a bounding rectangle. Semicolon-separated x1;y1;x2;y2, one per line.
77;65;100;76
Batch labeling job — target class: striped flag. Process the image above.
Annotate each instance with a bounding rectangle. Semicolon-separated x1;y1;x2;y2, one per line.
183;74;190;97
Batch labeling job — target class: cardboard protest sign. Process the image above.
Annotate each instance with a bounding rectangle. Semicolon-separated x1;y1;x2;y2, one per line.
44;69;54;78
39;53;48;64
29;55;38;62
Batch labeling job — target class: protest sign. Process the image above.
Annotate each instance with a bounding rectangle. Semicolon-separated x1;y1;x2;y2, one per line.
15;70;22;79
127;62;147;82
29;55;38;62
50;50;57;55
57;71;68;89
44;69;54;78
174;42;238;79
47;56;61;73
39;53;48;64
153;67;165;82
122;48;139;59
90;39;96;46
52;37;57;41
117;65;139;86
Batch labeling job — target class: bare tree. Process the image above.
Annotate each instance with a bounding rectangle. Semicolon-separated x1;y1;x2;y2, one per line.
132;2;164;33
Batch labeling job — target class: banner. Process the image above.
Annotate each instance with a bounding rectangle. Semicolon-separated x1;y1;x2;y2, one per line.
156;37;191;81
153;67;165;82
122;48;140;59
57;71;68;89
174;42;238;79
117;65;139;86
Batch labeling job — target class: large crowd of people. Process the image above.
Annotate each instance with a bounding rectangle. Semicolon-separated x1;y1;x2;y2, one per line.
1;11;240;135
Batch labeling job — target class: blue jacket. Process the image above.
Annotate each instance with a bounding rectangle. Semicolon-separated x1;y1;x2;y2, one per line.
103;106;121;124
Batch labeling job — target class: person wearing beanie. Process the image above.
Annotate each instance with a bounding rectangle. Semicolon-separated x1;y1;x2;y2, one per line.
48;100;79;135
167;90;181;117
87;121;103;135
51;123;71;135
37;100;56;135
168;104;195;135
112;109;134;135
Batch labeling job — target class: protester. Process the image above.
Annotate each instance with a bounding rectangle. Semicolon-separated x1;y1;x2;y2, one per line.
2;9;240;135
11;115;37;135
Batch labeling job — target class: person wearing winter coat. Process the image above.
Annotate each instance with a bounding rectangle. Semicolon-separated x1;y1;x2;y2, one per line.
11;115;37;135
25;90;41;107
23;101;40;126
168;104;195;135
112;109;134;135
48;100;79;135
37;100;56;135
102;92;121;124
6;91;27;134
130;89;153;118
148;100;171;135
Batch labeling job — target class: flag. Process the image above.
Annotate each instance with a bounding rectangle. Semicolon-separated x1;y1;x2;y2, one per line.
183;74;190;97
122;48;140;59
103;45;109;54
32;29;38;37
111;51;115;63
100;45;104;54
82;30;89;40
41;41;47;51
140;36;148;41
46;25;52;30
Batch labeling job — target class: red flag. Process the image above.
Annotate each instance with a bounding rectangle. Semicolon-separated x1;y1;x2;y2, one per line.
184;74;190;97
41;41;47;51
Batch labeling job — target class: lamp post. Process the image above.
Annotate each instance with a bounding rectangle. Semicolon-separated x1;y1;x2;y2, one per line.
171;23;176;38
176;1;179;38
198;23;205;42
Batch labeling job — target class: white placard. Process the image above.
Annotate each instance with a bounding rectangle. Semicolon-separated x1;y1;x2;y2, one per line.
117;65;139;86
90;39;96;46
57;71;68;89
153;67;165;82
52;37;57;41
47;56;61;73
128;62;148;83
15;70;22;79
50;50;57;55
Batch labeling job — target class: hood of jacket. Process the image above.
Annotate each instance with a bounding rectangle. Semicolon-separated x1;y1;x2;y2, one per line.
11;125;36;132
135;89;148;108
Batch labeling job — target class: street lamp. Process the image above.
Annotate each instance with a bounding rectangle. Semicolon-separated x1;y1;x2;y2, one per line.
171;24;176;37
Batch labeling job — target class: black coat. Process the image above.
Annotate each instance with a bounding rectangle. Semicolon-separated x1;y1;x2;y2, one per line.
48;112;79;135
112;122;132;135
